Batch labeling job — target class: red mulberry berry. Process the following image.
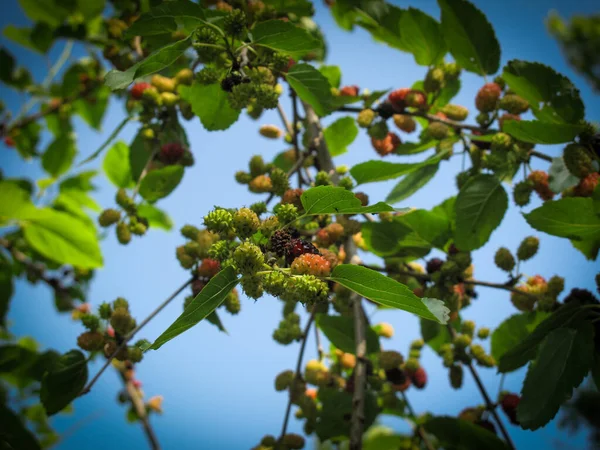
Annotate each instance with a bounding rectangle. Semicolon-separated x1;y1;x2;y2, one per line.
388;88;411;111
4;136;15;147
290;253;331;277
528;170;554;201
371;132;401;156
498;113;520;131
131;82;151;99
339;85;359;96
500;393;521;425
475;83;502;113
160;142;185;164
408;367;427;389
197;258;221;278
285;238;319;264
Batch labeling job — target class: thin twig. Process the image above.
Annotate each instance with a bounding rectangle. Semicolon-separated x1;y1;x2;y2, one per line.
315;325;324;361
116;367;161;450
278;310;316;440
80;278;193;396
277;102;294;136
530;150;553;162
446;325;516;450
400;391;436;450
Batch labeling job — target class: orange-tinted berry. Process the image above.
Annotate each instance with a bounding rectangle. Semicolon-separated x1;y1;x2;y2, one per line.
528;170;554;201
197;258;221;278
339;85;359;96
388;88;411;111
371;132;401;156
131;82;152;99
290;253;331;277
475;83;502;113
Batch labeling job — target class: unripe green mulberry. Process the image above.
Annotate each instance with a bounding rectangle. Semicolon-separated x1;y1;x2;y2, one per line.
405;358;420;372
475;112;489;126
116;222;131;245
441;104;469;121
129;218;147;236
270;168;289;196
513;181;533;207
249;155;266;177
282;433;305;449
379;350;404;370
461;320;476;337
249;175;273;193
424;67;445;93
176;245;195;269
273;313;302;345
77;331;105;352
204;208;234;234
275;203;298;224
511;290;537;312
116;188;135;212
357;109;376;128
449;364;463;389
258;216;280;238
240;275;264;299
338;176;354;190
98;302;112;320
223;9;246;38
517;236;539;261
491;133;512;152
281;275;329;306
113;297;129;310
233;242;264;275
499;94;529;114
368;121;389;140
81;314;100;331
410;339;425;350
233;208;260;238
315;170;332;187
128;346;144;363
470;344;496;367
453;334;472;349
537;294;556;312
442;62;461;80
563;143;594;178
224;289;241;314
393;114;417;133
262;271;287;297
428;122;450;140
477;328;490;339
180;224;200;240
275;370;295;391
259;124;283;139
160;92;178;107
494;247;516;272
547;275;565;296
98;209;121;227
250;202;267;216
110;307;135;336
235;171;252;184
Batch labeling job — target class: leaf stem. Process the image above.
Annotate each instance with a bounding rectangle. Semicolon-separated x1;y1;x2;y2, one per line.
80;277;193;396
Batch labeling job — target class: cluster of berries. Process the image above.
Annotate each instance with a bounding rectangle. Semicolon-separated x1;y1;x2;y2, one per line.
511;274;565;312
235;154;291;196
98;189;149;245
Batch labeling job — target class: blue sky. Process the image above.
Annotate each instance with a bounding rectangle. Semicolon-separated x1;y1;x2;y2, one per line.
1;0;599;449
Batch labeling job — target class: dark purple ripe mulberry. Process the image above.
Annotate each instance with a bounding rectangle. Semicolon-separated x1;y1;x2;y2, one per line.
426;258;444;274
284;238;320;264
270;229;292;257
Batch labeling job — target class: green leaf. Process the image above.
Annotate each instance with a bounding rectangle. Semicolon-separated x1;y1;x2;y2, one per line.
13;122;41;159
178;83;240;131
421;318;461;353
593;355;600;391
285;63;333;117
517;324;595;430
498;302;591;373
502;60;584;124
22;208;103;269
433;78;461;108
351;151;448;185
503;120;585;144
300;186;394;216
252;20;320;59
59;189;101;212
548;157;579;194
124;0;208;38
491;312;550;362
329;265;449;324
0;261;13;326
79;116;131;165
317;314;380;355
394;139;437;155
73;85;110;130
0;181;36;222
399;8;446;66
103;141;133;188
18;0;70;27
150;267;239;350
386;164;439;204
41;134;76;178
323;116;358;156
0;404;42;450
104;35;192;90
570;238;600;260
454;174;507;251
40;350;88;416
316;388;378;442
139;165;184;202
60;170;97;192
206;310;228;334
353;4;408;52
319;65;341;88
438;0;500;75
424;416;509;450
361;220;417;257
524;197;600;241
129;129;152;182
136;203;173;231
